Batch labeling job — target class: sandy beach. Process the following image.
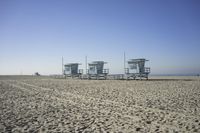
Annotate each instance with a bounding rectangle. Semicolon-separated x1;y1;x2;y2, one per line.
0;76;200;132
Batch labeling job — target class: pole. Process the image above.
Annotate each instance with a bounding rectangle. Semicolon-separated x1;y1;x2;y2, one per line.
85;56;87;74
20;69;23;75
124;52;126;74
62;56;64;75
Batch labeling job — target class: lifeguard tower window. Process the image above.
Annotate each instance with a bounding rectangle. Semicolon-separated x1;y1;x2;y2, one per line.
89;66;95;71
65;67;70;71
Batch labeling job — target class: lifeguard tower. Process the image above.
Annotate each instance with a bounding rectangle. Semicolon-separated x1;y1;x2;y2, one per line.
125;58;150;80
64;63;83;78
87;61;109;79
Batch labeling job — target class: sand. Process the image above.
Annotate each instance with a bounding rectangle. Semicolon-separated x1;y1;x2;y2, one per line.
0;76;200;132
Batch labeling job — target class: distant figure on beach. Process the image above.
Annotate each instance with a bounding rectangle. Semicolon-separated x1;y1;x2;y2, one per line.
34;72;40;76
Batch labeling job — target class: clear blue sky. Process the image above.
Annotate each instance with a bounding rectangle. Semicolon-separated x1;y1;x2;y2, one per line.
0;0;200;75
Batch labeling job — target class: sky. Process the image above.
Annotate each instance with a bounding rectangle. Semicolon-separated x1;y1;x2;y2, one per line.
0;0;200;75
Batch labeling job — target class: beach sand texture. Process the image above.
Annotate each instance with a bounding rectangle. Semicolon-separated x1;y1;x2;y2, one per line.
0;76;200;132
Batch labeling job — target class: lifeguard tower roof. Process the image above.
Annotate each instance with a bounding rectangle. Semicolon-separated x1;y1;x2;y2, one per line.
64;63;81;66
89;61;107;65
128;58;149;63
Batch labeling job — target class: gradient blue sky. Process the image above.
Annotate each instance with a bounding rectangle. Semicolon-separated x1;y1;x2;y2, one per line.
0;0;200;75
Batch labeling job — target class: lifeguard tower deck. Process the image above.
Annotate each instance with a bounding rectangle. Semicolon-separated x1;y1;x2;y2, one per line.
125;58;150;80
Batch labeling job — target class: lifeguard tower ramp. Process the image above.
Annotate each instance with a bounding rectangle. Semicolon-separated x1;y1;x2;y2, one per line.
87;61;109;79
125;58;150;80
64;63;83;78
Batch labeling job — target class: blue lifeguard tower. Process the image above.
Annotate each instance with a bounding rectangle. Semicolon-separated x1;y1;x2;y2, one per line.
87;61;109;79
125;58;150;80
64;63;83;78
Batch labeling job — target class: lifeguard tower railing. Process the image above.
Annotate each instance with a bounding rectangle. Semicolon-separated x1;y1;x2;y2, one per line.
87;61;109;79
64;63;83;78
125;58;150;80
